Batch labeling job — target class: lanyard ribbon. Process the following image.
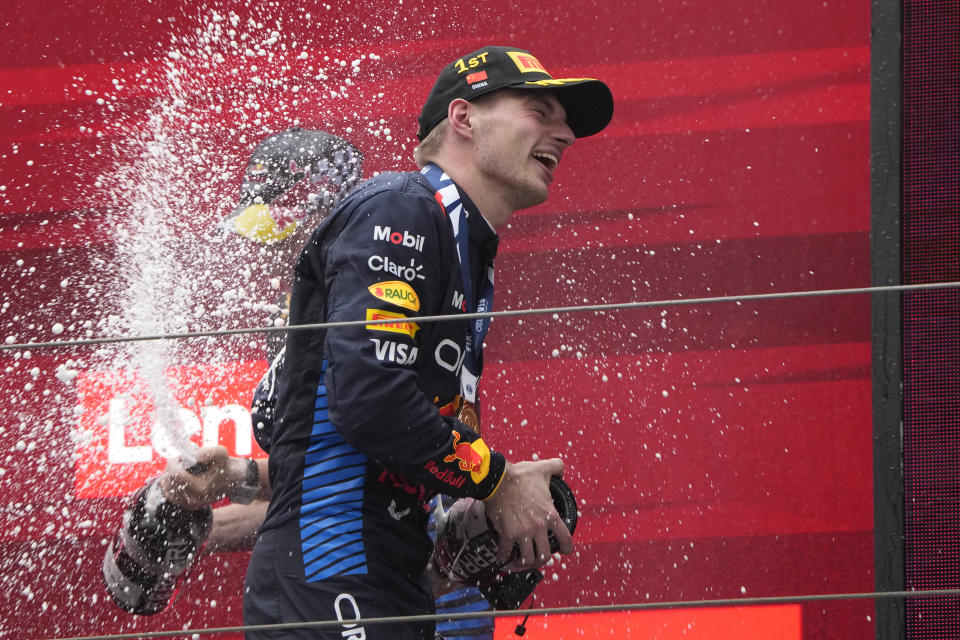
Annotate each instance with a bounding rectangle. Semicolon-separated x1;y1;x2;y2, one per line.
421;163;495;404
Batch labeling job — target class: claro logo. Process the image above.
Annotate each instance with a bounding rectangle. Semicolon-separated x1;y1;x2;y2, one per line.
73;360;269;499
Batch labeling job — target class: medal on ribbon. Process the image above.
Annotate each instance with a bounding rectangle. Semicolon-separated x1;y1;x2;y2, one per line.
456;401;481;434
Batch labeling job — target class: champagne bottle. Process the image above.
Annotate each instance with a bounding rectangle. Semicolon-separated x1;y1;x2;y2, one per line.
433;476;578;584
102;477;212;615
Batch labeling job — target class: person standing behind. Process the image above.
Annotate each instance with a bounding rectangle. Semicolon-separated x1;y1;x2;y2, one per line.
241;46;614;639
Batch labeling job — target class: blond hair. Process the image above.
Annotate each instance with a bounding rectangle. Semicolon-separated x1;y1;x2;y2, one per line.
414;93;506;167
413;119;449;168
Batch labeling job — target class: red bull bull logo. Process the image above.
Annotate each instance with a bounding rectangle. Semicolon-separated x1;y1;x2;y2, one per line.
443;430;490;483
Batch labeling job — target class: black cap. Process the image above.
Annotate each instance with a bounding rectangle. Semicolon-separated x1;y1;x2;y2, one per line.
417;46;614;141
236;128;362;207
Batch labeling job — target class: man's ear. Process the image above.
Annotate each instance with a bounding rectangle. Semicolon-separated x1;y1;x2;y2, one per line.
447;99;474;140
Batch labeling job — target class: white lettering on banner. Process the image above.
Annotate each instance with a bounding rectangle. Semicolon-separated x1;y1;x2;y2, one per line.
107;398;152;464
372;225;425;252
106;397;254;462
370;339;419;365
151;407;202;458
435;339;465;375
451;290;465;311
367;255;426;282
202;405;253;456
334;593;367;640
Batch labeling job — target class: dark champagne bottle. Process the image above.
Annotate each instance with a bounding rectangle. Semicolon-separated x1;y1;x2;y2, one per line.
433;476;578;587
101;477;212;615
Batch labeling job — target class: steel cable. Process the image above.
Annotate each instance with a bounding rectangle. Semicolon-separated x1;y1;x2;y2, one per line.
2;280;958;352
45;588;960;640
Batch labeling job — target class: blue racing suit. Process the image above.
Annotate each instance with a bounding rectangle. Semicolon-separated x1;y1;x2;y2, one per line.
243;170;503;639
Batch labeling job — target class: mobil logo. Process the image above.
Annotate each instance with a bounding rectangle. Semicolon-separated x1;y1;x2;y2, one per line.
73;361;269;499
368;280;420;312
372;225;426;253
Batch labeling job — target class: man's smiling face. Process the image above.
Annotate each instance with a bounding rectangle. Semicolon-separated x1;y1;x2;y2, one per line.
470;89;576;214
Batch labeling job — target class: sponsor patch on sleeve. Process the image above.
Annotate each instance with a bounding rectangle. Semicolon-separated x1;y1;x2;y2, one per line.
368;280;420;311
443;430;491;484
365;308;420;339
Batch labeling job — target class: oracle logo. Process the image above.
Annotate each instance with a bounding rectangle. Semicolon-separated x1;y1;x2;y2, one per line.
334;593;366;640
74;360;268;498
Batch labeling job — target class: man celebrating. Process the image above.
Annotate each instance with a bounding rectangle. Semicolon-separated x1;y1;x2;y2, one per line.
240;46;613;639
